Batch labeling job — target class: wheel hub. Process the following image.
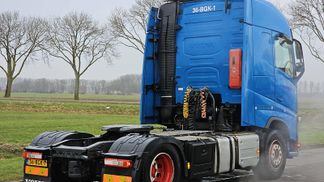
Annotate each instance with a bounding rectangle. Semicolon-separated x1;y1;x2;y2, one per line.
150;153;174;182
269;140;283;169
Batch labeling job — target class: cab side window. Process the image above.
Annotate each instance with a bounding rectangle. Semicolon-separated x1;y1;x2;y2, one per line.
274;37;294;77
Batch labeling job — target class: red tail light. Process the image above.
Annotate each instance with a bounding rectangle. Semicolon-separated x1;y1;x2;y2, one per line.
229;49;242;89
104;158;132;168
23;151;42;159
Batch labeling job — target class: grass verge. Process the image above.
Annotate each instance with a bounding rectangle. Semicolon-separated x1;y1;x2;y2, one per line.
0;111;138;181
0;92;140;103
0;100;139;115
299;132;324;145
0;112;138;145
0;157;23;182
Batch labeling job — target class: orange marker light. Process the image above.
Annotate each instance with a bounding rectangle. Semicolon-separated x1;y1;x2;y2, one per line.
229;49;242;89
256;149;260;156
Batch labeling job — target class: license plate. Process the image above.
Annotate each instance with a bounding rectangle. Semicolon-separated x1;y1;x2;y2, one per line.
103;174;132;182
26;159;48;167
25;166;48;177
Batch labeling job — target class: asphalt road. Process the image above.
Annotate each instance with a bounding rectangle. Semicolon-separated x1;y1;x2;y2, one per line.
248;147;324;182
202;147;324;182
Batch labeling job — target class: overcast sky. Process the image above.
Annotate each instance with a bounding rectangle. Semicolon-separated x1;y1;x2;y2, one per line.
0;0;323;82
0;0;141;81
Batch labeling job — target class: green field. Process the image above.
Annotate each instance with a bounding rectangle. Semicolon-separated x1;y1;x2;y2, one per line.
298;95;324;145
0;92;324;181
0;93;140;182
0;92;140;100
0;112;138;181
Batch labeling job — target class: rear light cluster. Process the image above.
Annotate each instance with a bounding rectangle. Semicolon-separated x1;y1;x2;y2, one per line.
23;151;42;159
104;158;132;169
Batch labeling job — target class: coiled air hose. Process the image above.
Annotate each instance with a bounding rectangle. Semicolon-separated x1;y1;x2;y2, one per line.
183;87;216;130
200;89;208;119
183;87;192;119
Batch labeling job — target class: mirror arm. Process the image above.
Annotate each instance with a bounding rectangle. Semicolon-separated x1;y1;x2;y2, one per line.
278;33;293;44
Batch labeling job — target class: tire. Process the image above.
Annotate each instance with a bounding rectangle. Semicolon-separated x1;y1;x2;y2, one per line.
142;144;183;182
253;130;287;180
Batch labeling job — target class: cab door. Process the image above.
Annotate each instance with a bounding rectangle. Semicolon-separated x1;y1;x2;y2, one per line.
273;36;297;113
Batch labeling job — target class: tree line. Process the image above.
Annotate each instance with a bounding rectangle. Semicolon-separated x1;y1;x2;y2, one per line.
0;12;117;100
298;80;324;94
1;76;323;95
0;0;160;100
0;74;141;95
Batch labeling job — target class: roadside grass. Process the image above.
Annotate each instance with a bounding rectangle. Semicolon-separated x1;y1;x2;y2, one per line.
0;112;138;145
0;157;22;182
298;95;324;145
0;143;24;159
0;93;139;181
0;112;138;182
0;100;139;115
299;132;324;145
0;92;140;102
298;108;324;145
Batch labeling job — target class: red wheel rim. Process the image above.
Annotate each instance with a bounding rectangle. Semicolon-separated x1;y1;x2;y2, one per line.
150;152;174;182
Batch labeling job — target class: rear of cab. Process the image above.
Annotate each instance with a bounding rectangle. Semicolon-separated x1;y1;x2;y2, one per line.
141;0;303;151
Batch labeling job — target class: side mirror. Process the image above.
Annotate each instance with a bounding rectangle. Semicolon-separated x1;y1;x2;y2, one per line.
295;62;304;73
293;39;305;80
294;39;304;60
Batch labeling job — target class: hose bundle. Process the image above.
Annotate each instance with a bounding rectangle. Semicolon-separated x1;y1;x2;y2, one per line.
182;87;215;130
200;88;208;119
183;87;192;119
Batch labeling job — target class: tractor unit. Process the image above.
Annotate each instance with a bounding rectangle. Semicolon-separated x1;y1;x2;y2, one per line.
23;0;305;181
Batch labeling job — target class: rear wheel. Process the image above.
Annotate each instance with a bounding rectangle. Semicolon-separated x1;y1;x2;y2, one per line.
143;144;183;182
150;153;174;182
253;130;287;180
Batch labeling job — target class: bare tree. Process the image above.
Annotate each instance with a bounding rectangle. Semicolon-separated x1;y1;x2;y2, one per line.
0;12;47;97
44;12;117;100
109;0;163;54
290;0;324;63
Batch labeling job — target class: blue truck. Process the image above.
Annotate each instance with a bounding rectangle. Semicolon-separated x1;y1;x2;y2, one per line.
23;0;305;181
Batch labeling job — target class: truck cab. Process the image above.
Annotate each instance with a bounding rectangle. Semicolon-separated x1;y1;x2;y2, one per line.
141;0;304;158
23;0;305;182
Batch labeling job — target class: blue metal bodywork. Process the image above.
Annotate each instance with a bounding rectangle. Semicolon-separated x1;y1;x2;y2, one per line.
175;0;243;104
241;0;298;142
140;8;160;124
141;0;299;142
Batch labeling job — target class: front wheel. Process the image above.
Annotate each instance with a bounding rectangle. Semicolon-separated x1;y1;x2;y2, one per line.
253;130;287;180
142;144;183;182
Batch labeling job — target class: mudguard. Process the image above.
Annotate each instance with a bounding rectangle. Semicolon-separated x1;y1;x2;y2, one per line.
30;131;94;147
24;131;94;182
103;134;187;181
